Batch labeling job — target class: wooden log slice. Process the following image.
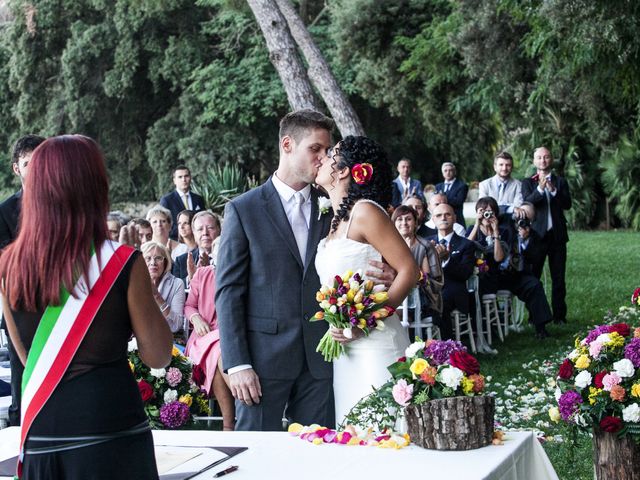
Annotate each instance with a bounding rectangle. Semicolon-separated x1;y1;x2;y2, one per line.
593;429;640;480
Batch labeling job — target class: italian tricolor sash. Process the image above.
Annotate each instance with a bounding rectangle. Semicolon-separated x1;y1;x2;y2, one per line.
17;241;135;478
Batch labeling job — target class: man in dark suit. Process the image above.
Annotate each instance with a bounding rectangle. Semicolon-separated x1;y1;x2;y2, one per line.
172;210;220;285
0;134;45;426
159;165;205;239
391;158;424;207
521;147;571;324
435;162;469;228
426;203;476;339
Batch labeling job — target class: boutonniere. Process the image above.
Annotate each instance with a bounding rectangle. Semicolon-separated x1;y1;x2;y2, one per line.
317;197;332;220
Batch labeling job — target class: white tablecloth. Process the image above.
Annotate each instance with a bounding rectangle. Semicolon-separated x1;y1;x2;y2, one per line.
0;427;558;480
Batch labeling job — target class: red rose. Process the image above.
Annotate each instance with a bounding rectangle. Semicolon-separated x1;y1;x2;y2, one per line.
610;323;631;337
600;416;623;433
138;380;154;402
594;371;608;389
351;163;374;185
449;351;480;375
397;356;406;363
192;364;206;387
558;359;573;380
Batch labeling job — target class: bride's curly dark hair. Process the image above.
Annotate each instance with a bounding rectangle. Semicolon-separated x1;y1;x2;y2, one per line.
328;135;393;233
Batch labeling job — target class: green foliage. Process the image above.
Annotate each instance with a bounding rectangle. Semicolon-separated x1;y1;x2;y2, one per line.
191;162;255;213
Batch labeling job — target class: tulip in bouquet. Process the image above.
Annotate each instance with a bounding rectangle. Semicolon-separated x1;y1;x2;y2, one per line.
311;270;394;361
128;338;210;429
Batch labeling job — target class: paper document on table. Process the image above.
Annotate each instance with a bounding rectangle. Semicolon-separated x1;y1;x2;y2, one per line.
155;447;205;474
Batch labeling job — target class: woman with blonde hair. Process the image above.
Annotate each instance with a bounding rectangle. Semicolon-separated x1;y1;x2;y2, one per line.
145;204;187;260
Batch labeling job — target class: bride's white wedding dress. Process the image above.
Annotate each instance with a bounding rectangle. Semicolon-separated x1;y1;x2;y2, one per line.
315;200;410;425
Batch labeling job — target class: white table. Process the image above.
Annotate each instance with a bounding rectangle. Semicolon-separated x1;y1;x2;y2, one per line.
0;427;558;480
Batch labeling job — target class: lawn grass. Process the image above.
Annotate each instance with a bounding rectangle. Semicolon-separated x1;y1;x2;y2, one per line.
480;230;639;479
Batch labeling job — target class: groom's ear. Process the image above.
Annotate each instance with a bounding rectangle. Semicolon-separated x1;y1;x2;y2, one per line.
281;135;294;154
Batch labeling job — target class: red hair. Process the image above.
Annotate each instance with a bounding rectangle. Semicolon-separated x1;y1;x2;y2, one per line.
0;135;110;311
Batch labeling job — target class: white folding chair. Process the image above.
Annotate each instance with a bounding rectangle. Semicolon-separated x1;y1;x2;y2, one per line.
400;288;440;341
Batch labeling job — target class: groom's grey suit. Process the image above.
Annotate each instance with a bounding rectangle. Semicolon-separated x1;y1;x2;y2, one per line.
216;178;333;430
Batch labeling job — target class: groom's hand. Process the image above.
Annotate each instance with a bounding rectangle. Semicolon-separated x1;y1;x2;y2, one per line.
366;260;396;288
230;368;262;406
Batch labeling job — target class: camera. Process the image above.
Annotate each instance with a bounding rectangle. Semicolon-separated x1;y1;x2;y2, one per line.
516;218;531;228
483;210;494;219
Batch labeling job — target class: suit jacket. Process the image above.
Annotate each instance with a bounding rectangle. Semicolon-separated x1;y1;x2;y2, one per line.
426;232;476;299
0;190;21;250
159;190;205;239
172;248;200;285
435;179;468;227
520;174;571;243
478;175;523;215
391;176;424;207
215;179;333;380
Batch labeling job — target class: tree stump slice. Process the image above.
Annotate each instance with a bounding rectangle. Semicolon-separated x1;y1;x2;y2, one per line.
405;396;494;450
593;429;640;480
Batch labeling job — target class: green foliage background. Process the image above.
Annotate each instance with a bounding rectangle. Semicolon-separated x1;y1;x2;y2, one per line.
0;0;638;229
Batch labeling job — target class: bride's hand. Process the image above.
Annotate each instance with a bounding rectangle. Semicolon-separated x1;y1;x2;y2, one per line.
329;326;363;344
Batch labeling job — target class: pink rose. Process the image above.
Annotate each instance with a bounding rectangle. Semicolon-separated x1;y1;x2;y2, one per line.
602;373;622;391
589;341;603;359
392;379;414;407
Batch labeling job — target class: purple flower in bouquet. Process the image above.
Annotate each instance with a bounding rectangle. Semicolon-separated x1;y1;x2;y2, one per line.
165;367;183;387
159;401;191;429
558;390;583;421
424;340;466;366
583;325;612;345
624;338;640;367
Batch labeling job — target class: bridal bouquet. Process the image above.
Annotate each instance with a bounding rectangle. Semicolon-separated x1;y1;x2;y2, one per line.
311;270;394;361
128;338;210;429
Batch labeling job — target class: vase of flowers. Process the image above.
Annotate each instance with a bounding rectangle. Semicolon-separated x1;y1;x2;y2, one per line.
128;338;210;429
551;291;640;480
390;339;493;450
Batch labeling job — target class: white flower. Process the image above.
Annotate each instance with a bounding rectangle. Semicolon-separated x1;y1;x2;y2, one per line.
438;366;464;389
574;370;592;389
613;358;635;378
150;368;166;378
594;333;612;345
405;341;425;358
375;320;385;331
567;349;580;360
127;337;138;352
622;403;640;423
164;389;178;403
317;197;332;219
575;414;589;427
554;387;562;402
343;327;353;339
329;305;337;314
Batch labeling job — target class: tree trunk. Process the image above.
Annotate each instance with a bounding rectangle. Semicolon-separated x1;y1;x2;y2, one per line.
246;0;320;111
593;429;640;480
275;0;365;137
405;396;494;450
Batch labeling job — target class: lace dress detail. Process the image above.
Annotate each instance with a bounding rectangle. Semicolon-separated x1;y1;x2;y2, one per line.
315;200;410;425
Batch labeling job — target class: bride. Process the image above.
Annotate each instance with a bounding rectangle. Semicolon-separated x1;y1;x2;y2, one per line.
315;136;419;425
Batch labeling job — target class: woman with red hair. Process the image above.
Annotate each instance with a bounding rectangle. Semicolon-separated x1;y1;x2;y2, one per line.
0;135;172;479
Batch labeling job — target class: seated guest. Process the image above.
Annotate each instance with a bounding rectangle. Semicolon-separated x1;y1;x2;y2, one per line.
146;204;186;260
426;203;476;339
141;241;186;335
402;195;429;239
172;211;221;285
435;162;469;227
422;192;467;237
185;265;235;430
393;205;443;317
467;196;551;340
177;209;198;252
106;213;122;241
117;217;153;249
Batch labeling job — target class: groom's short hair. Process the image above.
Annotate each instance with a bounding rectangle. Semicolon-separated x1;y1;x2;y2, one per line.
279;109;334;142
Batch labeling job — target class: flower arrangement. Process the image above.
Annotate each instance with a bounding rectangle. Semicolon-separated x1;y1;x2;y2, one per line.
317;196;332;220
311;270;394;361
128;338;210;429
550;316;640;441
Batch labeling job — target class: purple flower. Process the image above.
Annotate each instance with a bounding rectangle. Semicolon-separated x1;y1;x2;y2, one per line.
165;367;183;387
583;325;612;345
624;338;640;367
424;340;466;366
558;390;583;421
363;297;373;307
159;401;191;429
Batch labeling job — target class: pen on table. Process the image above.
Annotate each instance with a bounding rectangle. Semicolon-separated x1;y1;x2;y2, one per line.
213;465;239;478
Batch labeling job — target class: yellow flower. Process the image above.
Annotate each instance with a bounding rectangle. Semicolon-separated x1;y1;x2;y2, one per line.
129;360;135;372
179;394;193;407
410;358;429;377
314;311;324;320
347;290;355;302
607;332;625;348
588;387;602;405
364;280;374;292
353;291;364;304
462;376;475;395
172;346;181;357
630;383;640;398
316;292;325;302
342;270;353;281
359;319;367;328
372;292;388;303
574;354;591;369
548;407;561;422
288;423;303;434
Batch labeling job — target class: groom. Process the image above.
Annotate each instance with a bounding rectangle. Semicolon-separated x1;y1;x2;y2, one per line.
216;110;336;430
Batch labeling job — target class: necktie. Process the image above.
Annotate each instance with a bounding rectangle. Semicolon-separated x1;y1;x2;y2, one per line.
291;192;308;262
444;183;451;193
182;194;189;209
498;182;505;204
439;238;448;249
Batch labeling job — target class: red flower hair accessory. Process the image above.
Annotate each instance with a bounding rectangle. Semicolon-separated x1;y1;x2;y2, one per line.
351;163;373;185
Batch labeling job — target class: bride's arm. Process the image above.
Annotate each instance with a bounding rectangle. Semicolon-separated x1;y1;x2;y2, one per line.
348;203;420;309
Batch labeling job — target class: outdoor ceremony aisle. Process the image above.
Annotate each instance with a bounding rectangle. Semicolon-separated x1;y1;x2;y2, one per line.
0;427;558;479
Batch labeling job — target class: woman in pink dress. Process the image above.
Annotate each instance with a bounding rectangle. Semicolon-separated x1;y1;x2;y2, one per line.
184;265;235;430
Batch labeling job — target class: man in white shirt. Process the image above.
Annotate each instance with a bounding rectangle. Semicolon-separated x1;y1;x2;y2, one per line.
391;158;423;207
478;151;525;218
435;162;468;227
421;193;467;237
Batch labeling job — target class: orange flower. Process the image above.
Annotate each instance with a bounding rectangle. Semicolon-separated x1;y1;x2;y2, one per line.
419;365;437;385
351;163;373;185
468;374;485;393
610;384;626;402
